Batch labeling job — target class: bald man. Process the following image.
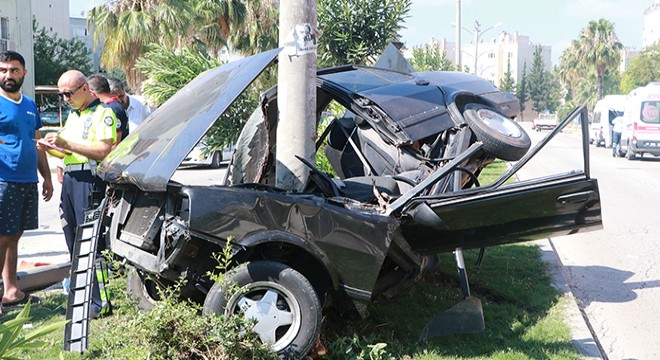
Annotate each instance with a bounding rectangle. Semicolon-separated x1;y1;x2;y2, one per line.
41;70;117;317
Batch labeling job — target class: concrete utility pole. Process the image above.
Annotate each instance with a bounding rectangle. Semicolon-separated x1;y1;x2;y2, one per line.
455;0;461;70
276;0;318;191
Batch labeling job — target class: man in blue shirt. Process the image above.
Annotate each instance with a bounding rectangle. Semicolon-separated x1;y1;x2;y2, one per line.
0;51;53;312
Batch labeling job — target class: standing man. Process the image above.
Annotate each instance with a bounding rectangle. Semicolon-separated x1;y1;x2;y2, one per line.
611;115;624;157
42;70;116;317
108;78;153;132
0;51;53;309
87;74;129;143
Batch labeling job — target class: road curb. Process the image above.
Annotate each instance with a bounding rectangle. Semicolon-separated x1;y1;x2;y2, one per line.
536;239;604;360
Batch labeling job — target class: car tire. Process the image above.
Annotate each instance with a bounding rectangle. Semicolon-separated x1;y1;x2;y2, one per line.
626;141;636;160
210;151;222;169
203;261;321;359
126;268;161;311
462;103;531;161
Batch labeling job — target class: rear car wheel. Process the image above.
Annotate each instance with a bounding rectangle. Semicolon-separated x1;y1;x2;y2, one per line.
210;151;222;168
626;141;636;160
203;261;321;359
462;103;531;161
126;268;162;311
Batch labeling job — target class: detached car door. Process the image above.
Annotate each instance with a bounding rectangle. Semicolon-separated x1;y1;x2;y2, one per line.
398;107;603;255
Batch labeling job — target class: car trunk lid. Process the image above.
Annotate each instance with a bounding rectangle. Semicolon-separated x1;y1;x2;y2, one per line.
98;48;282;191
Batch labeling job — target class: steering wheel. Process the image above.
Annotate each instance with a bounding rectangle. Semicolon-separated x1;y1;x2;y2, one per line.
295;155;341;197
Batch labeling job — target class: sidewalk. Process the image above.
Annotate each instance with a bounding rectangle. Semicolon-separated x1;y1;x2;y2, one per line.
537;239;603;359
18;155;69;270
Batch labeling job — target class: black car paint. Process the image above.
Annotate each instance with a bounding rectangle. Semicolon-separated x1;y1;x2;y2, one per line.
98;50;602;322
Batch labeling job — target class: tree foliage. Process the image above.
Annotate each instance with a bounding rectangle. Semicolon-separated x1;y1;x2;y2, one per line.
558;18;622;108
620;43;660;93
135;45;257;150
88;0;268;92
32;20;92;86
317;0;412;67
409;44;454;72
527;45;557;112
499;58;515;93
515;62;528;119
578;19;622;100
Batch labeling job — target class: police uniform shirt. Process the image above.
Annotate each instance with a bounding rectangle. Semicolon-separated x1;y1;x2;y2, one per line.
58;99;117;165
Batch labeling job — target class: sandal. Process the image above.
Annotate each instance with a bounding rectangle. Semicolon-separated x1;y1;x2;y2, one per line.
2;293;40;307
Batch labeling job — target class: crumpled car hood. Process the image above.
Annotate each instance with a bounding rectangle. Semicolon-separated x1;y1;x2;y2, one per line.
98;48;282;192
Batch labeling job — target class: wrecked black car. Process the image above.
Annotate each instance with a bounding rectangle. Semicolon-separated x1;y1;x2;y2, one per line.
80;48;601;358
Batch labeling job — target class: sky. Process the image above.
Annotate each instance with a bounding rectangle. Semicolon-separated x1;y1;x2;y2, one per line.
399;0;656;65
71;0;657;66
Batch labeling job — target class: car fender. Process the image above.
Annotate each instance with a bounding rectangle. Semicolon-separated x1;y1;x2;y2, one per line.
234;229;341;288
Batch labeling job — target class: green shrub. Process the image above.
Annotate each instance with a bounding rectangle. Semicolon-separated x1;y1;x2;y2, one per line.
0;302;67;359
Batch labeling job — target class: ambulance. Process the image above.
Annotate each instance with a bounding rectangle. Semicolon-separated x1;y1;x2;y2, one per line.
619;82;660;159
590;95;626;147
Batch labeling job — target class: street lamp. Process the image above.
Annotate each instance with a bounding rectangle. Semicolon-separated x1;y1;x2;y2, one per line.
452;20;502;74
473;21;502;75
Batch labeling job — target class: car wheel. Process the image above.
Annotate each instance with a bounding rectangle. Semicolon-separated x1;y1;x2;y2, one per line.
210;151;222;169
126;268;162;311
203;261;322;359
626;141;636;160
462;103;531;161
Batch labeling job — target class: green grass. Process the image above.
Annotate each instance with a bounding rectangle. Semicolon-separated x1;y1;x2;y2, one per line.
478;159;517;186
5;244;579;359
319;245;580;359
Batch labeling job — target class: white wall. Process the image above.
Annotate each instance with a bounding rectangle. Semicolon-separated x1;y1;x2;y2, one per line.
0;0;36;97
31;0;70;39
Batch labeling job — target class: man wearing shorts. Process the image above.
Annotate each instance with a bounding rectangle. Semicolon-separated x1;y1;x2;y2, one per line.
0;51;53;312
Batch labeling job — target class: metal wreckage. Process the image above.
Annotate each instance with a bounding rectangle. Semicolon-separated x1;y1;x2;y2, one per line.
63;47;602;358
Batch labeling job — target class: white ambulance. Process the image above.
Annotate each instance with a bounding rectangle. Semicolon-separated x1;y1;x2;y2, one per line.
618;82;660;159
590;95;626;147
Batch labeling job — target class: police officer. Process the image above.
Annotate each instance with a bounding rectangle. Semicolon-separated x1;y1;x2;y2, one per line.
87;74;129;144
42;70;117;317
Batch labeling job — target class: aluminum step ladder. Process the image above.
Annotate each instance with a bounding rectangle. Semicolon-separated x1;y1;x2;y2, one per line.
63;200;106;352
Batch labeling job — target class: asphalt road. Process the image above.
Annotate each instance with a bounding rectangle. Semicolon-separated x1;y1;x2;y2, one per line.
520;124;660;360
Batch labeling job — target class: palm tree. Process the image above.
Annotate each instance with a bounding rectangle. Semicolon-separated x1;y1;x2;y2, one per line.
192;0;247;56
88;0;192;92
228;0;279;55
558;40;583;89
577;19;622;100
89;0;260;92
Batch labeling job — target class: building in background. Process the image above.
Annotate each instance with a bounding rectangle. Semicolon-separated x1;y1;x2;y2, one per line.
404;31;550;88
619;47;640;72
464;31;551;86
642;1;660;48
70;16;102;72
0;0;36;97
31;0;70;38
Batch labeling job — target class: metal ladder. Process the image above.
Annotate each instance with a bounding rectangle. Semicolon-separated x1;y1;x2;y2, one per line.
63;200;106;352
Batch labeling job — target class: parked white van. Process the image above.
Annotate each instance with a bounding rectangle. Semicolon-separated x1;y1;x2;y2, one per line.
618;82;660;159
590;95;626;147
